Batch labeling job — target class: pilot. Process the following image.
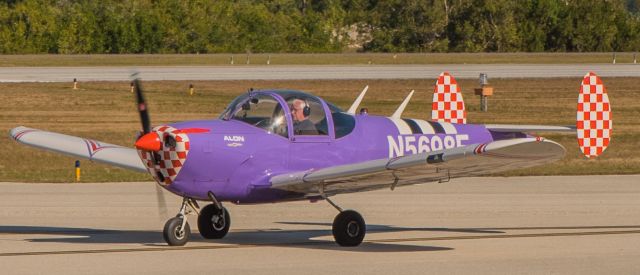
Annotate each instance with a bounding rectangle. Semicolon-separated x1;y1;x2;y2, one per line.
290;99;318;135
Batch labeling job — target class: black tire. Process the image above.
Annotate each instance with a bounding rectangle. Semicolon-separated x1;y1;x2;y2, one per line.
332;210;366;246
163;216;190;246
198;204;231;239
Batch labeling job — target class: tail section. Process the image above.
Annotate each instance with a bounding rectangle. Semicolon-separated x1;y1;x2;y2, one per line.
431;72;467;124
577;72;612;158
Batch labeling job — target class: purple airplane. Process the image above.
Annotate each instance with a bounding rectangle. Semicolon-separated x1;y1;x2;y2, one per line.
10;72;612;246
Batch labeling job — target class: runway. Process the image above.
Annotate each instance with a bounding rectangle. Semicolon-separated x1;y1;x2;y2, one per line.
1;175;640;274
1;64;640;82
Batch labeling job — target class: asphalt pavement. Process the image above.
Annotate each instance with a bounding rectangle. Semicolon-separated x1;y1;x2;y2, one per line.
1;64;640;82
1;175;639;274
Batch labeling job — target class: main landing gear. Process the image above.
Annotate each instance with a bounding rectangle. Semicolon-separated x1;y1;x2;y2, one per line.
322;188;366;246
163;193;230;246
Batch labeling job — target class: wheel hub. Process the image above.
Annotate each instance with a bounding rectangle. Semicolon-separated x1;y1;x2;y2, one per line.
346;221;360;237
211;214;225;231
174;226;185;240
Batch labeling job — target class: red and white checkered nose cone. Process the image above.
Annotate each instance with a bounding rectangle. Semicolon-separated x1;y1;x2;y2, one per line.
137;125;190;185
577;72;612;158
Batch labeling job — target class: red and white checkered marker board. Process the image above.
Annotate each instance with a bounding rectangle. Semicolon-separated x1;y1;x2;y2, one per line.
137;125;190;185
431;72;467;124
577;72;612;158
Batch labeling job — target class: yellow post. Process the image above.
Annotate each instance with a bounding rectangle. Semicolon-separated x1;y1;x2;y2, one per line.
75;160;81;182
130;81;135;93
189;84;194;96
73;78;78;90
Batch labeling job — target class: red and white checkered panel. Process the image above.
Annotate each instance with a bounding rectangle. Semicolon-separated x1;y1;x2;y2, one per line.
137;125;190;185
577;72;612;158
431;72;467;124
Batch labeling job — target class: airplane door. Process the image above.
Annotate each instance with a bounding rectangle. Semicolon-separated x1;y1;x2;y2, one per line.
286;96;335;170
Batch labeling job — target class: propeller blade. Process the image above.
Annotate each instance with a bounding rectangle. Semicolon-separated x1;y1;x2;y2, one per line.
155;184;168;219
131;73;160;166
132;76;151;135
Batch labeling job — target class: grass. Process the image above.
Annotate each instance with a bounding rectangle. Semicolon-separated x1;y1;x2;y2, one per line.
1;77;639;182
1;52;639;66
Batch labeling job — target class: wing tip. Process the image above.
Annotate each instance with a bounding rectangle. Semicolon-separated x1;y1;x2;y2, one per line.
9;126;31;141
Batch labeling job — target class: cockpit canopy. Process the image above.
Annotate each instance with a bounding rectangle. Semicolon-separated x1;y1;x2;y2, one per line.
220;90;355;139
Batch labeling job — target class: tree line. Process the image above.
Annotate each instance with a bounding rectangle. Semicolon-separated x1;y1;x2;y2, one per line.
1;0;639;54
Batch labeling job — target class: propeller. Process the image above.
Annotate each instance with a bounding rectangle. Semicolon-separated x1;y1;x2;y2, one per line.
133;74;151;135
133;75;161;152
131;73;168;219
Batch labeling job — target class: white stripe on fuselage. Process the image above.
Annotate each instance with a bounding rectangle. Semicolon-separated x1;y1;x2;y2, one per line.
388;118;412;135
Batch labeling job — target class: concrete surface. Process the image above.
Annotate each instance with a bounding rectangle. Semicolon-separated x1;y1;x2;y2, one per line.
1;175;640;274
2;64;640;82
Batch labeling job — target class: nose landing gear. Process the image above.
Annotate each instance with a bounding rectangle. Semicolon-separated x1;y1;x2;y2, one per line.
162;193;231;246
163;197;199;246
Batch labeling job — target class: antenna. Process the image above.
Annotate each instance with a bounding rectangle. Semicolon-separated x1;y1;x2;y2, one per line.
391;90;415;118
347;85;369;114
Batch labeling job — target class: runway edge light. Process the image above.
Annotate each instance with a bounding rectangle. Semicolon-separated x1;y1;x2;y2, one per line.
75;160;80;182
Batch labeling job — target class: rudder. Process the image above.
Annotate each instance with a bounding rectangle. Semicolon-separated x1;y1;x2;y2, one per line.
431;72;467;124
577;72;612;158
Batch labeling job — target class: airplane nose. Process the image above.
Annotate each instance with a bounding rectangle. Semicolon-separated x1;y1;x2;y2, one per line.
135;132;162;151
136;125;192;186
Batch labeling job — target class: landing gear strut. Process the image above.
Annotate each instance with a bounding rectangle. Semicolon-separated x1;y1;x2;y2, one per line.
320;185;366;246
198;192;230;239
163;197;199;246
163;193;231;246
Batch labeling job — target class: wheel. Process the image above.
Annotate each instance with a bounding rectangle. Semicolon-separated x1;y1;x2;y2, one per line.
163;216;191;246
332;210;366;246
198;204;231;239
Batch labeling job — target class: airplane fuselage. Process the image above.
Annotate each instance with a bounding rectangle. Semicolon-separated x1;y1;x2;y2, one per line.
160;114;517;204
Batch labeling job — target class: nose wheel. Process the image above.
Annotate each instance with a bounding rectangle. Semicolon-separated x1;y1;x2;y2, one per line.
163;216;191;246
162;197;199;246
162;193;232;246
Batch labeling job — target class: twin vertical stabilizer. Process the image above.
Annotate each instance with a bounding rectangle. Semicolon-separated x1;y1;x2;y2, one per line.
431;72;467;124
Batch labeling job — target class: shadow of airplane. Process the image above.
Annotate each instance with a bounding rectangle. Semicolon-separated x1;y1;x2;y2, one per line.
0;223;460;253
2;224;639;253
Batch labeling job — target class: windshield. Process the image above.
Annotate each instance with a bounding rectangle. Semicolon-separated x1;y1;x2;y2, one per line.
226;93;288;138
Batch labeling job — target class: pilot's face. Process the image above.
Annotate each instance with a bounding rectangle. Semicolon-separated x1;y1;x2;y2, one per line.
290;100;305;122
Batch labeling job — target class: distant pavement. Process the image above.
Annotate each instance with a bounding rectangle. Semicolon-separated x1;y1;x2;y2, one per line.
1;64;639;82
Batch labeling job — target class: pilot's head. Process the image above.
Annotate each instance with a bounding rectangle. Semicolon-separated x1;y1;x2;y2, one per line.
290;99;308;122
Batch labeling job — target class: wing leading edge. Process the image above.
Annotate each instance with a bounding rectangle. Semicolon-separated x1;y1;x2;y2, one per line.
10;126;146;173
271;138;565;197
485;124;576;133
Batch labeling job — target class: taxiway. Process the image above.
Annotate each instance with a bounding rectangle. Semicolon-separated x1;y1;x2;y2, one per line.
1;175;640;274
1;64;640;82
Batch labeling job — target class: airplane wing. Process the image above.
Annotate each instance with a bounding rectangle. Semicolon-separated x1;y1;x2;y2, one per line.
271;138;565;197
485;124;575;133
10;126;147;173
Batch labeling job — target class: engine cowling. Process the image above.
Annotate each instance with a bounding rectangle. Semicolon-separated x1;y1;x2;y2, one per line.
136;125;190;185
